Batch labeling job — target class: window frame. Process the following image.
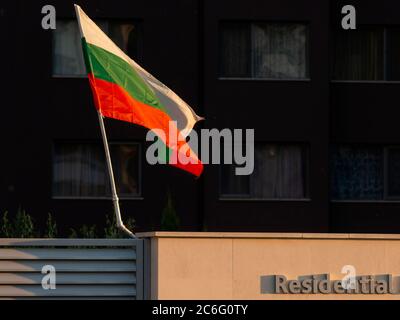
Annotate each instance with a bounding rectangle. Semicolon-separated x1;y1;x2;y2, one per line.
218;20;311;82
51;18;143;78
51;140;143;200
218;142;311;201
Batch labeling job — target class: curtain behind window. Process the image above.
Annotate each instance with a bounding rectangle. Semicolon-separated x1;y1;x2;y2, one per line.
53;144;107;197
386;28;400;80
386;148;400;197
221;144;307;199
333;27;383;80
219;22;308;79
53;20;138;76
53;21;86;76
53;144;139;198
219;23;250;77
221;164;250;196
252;23;308;79
111;144;140;196
107;23;136;56
331;146;383;200
252;145;306;198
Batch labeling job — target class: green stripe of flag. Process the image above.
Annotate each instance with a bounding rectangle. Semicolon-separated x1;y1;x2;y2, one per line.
82;38;167;114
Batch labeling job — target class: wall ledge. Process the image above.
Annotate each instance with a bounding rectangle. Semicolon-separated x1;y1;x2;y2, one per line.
137;232;400;240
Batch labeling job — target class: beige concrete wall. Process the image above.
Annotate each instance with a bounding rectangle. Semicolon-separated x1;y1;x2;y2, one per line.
138;232;400;300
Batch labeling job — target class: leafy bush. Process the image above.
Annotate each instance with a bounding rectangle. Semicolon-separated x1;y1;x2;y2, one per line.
69;225;98;238
104;213;136;239
0;211;13;238
68;228;78;239
0;208;136;238
79;224;98;238
44;213;57;238
161;190;180;231
13;207;35;238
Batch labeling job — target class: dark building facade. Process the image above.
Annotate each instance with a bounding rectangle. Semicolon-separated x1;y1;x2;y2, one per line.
1;0;400;235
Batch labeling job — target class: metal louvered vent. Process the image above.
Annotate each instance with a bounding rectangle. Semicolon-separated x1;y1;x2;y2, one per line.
0;239;144;300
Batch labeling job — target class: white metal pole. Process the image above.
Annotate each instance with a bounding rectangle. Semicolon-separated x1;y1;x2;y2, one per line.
76;5;135;238
97;111;136;238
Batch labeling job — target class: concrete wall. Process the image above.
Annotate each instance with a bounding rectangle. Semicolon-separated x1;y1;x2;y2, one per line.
138;232;400;300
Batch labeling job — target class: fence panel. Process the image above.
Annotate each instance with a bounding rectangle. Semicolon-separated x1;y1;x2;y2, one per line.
0;239;144;300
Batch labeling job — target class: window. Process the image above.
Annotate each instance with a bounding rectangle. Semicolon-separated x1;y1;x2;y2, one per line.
331;145;400;200
219;22;309;79
386;147;400;197
53;143;140;198
53;20;141;76
221;144;308;199
333;26;400;81
331;146;383;200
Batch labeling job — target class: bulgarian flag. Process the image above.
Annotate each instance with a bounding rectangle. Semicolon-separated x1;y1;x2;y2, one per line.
75;5;203;177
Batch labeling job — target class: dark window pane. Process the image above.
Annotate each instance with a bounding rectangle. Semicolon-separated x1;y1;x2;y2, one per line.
252;23;308;79
221;164;250;196
53;20;140;76
252;144;307;199
53;143;140;198
386;28;400;80
220;144;307;199
53;21;86;76
333;27;384;80
105;22;142;62
219;22;251;77
110;144;140;196
219;22;309;79
387;148;400;197
331;146;383;200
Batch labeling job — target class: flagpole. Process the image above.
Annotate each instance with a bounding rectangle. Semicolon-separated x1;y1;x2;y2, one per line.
75;5;135;238
97;111;136;238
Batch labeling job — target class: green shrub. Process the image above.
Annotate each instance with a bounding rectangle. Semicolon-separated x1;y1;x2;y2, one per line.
161;190;180;231
0;211;13;238
125;216;135;233
44;213;57;238
79;224;98;238
104;213;119;238
68;225;97;239
13;207;35;238
0;208;136;238
68;228;78;239
104;213;136;238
